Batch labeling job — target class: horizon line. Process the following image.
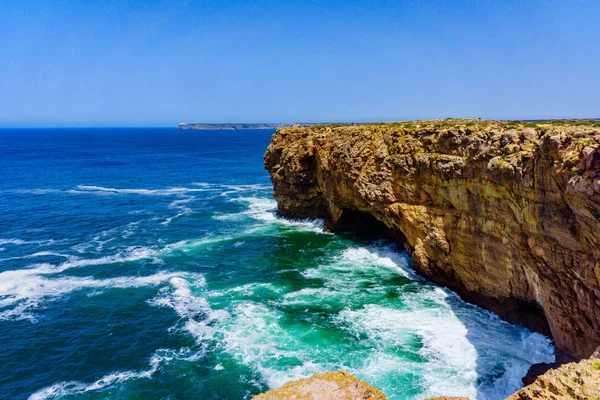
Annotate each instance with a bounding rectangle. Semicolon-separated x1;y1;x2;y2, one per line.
1;116;599;129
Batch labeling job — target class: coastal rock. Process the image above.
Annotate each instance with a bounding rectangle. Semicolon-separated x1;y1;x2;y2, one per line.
508;357;600;399
264;119;600;360
251;371;386;400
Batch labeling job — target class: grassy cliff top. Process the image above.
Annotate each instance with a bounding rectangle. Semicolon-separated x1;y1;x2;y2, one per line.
301;118;600;131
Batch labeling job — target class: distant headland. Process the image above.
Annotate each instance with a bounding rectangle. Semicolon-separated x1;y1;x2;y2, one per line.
177;122;335;130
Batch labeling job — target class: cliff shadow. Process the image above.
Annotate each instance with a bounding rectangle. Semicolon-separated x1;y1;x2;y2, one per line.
328;208;407;244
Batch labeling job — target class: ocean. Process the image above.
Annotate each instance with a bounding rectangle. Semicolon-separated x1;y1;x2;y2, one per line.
0;128;554;400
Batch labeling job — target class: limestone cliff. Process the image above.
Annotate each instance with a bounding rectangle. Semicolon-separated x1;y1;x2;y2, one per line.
264;119;600;360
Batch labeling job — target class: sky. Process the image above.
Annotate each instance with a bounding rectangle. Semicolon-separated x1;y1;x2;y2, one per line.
0;0;599;127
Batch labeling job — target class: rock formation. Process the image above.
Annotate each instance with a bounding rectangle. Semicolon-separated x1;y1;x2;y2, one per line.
252;371;386;400
264;119;600;360
508;351;600;399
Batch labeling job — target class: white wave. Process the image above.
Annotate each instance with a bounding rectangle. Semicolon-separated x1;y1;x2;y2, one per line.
0;238;58;246
257;361;323;390
60;246;159;273
215;300;349;390
159;196;196;225
3;189;64;195
168;197;195;210
0;246;163;321
275;242;552;399
334;286;554;400
4;185;253;197
149;275;229;343
208;282;284;299
222;184;271;191
73;185;210;196
163;235;236;253
0;238;29;245
220;302;304;370
281;287;342;309
302;243;415;294
219;184;272;197
29;355;162;400
69;221;143;254
216;197;328;234
0;251;70;263
337;302;477;398
28;347;202;400
0;246;159;280
72;183;269;198
0;271;202;322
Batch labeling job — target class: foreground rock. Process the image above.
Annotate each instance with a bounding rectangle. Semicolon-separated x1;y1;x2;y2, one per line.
264;119;600;359
252;371;386;400
509;356;600;399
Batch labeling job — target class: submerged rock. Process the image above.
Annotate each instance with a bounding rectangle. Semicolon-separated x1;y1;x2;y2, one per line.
252;371;387;400
264;119;600;360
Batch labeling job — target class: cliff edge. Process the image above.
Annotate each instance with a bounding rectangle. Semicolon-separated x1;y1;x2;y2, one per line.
264;119;600;360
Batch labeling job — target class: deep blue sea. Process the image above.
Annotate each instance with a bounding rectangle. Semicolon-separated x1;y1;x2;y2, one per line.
0;128;554;400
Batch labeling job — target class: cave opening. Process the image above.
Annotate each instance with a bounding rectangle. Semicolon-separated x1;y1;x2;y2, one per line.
330;208;407;245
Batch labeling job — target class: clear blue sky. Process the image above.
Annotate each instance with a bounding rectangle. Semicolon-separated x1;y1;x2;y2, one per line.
1;0;599;127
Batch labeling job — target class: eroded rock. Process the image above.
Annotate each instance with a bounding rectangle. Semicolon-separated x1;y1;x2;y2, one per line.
264;119;600;360
508;357;600;399
252;371;387;400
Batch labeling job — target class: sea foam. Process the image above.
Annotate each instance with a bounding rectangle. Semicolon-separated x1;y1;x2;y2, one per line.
28;348;200;400
215;196;328;234
0;245;179;322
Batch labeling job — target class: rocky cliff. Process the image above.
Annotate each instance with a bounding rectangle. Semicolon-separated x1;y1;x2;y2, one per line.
508;357;600;399
264;119;600;360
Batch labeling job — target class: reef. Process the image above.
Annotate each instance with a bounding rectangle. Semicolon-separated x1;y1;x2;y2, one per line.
251;371;386;400
264;119;600;361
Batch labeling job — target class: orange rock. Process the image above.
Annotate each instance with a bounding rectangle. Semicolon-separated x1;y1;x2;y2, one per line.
265;119;600;359
252;371;387;400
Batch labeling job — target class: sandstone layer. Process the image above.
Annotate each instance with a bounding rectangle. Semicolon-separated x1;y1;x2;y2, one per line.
264;119;600;360
252;371;386;400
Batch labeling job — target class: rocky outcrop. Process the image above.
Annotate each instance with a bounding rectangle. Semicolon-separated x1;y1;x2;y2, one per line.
264;119;600;360
509;354;600;399
252;371;386;400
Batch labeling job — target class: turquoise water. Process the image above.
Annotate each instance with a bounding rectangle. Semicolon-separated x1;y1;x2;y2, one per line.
0;129;554;400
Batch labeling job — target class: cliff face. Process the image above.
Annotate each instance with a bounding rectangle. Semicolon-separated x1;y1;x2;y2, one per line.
264;120;600;360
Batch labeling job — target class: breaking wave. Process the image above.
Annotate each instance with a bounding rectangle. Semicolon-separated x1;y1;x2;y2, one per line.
4;187;555;400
